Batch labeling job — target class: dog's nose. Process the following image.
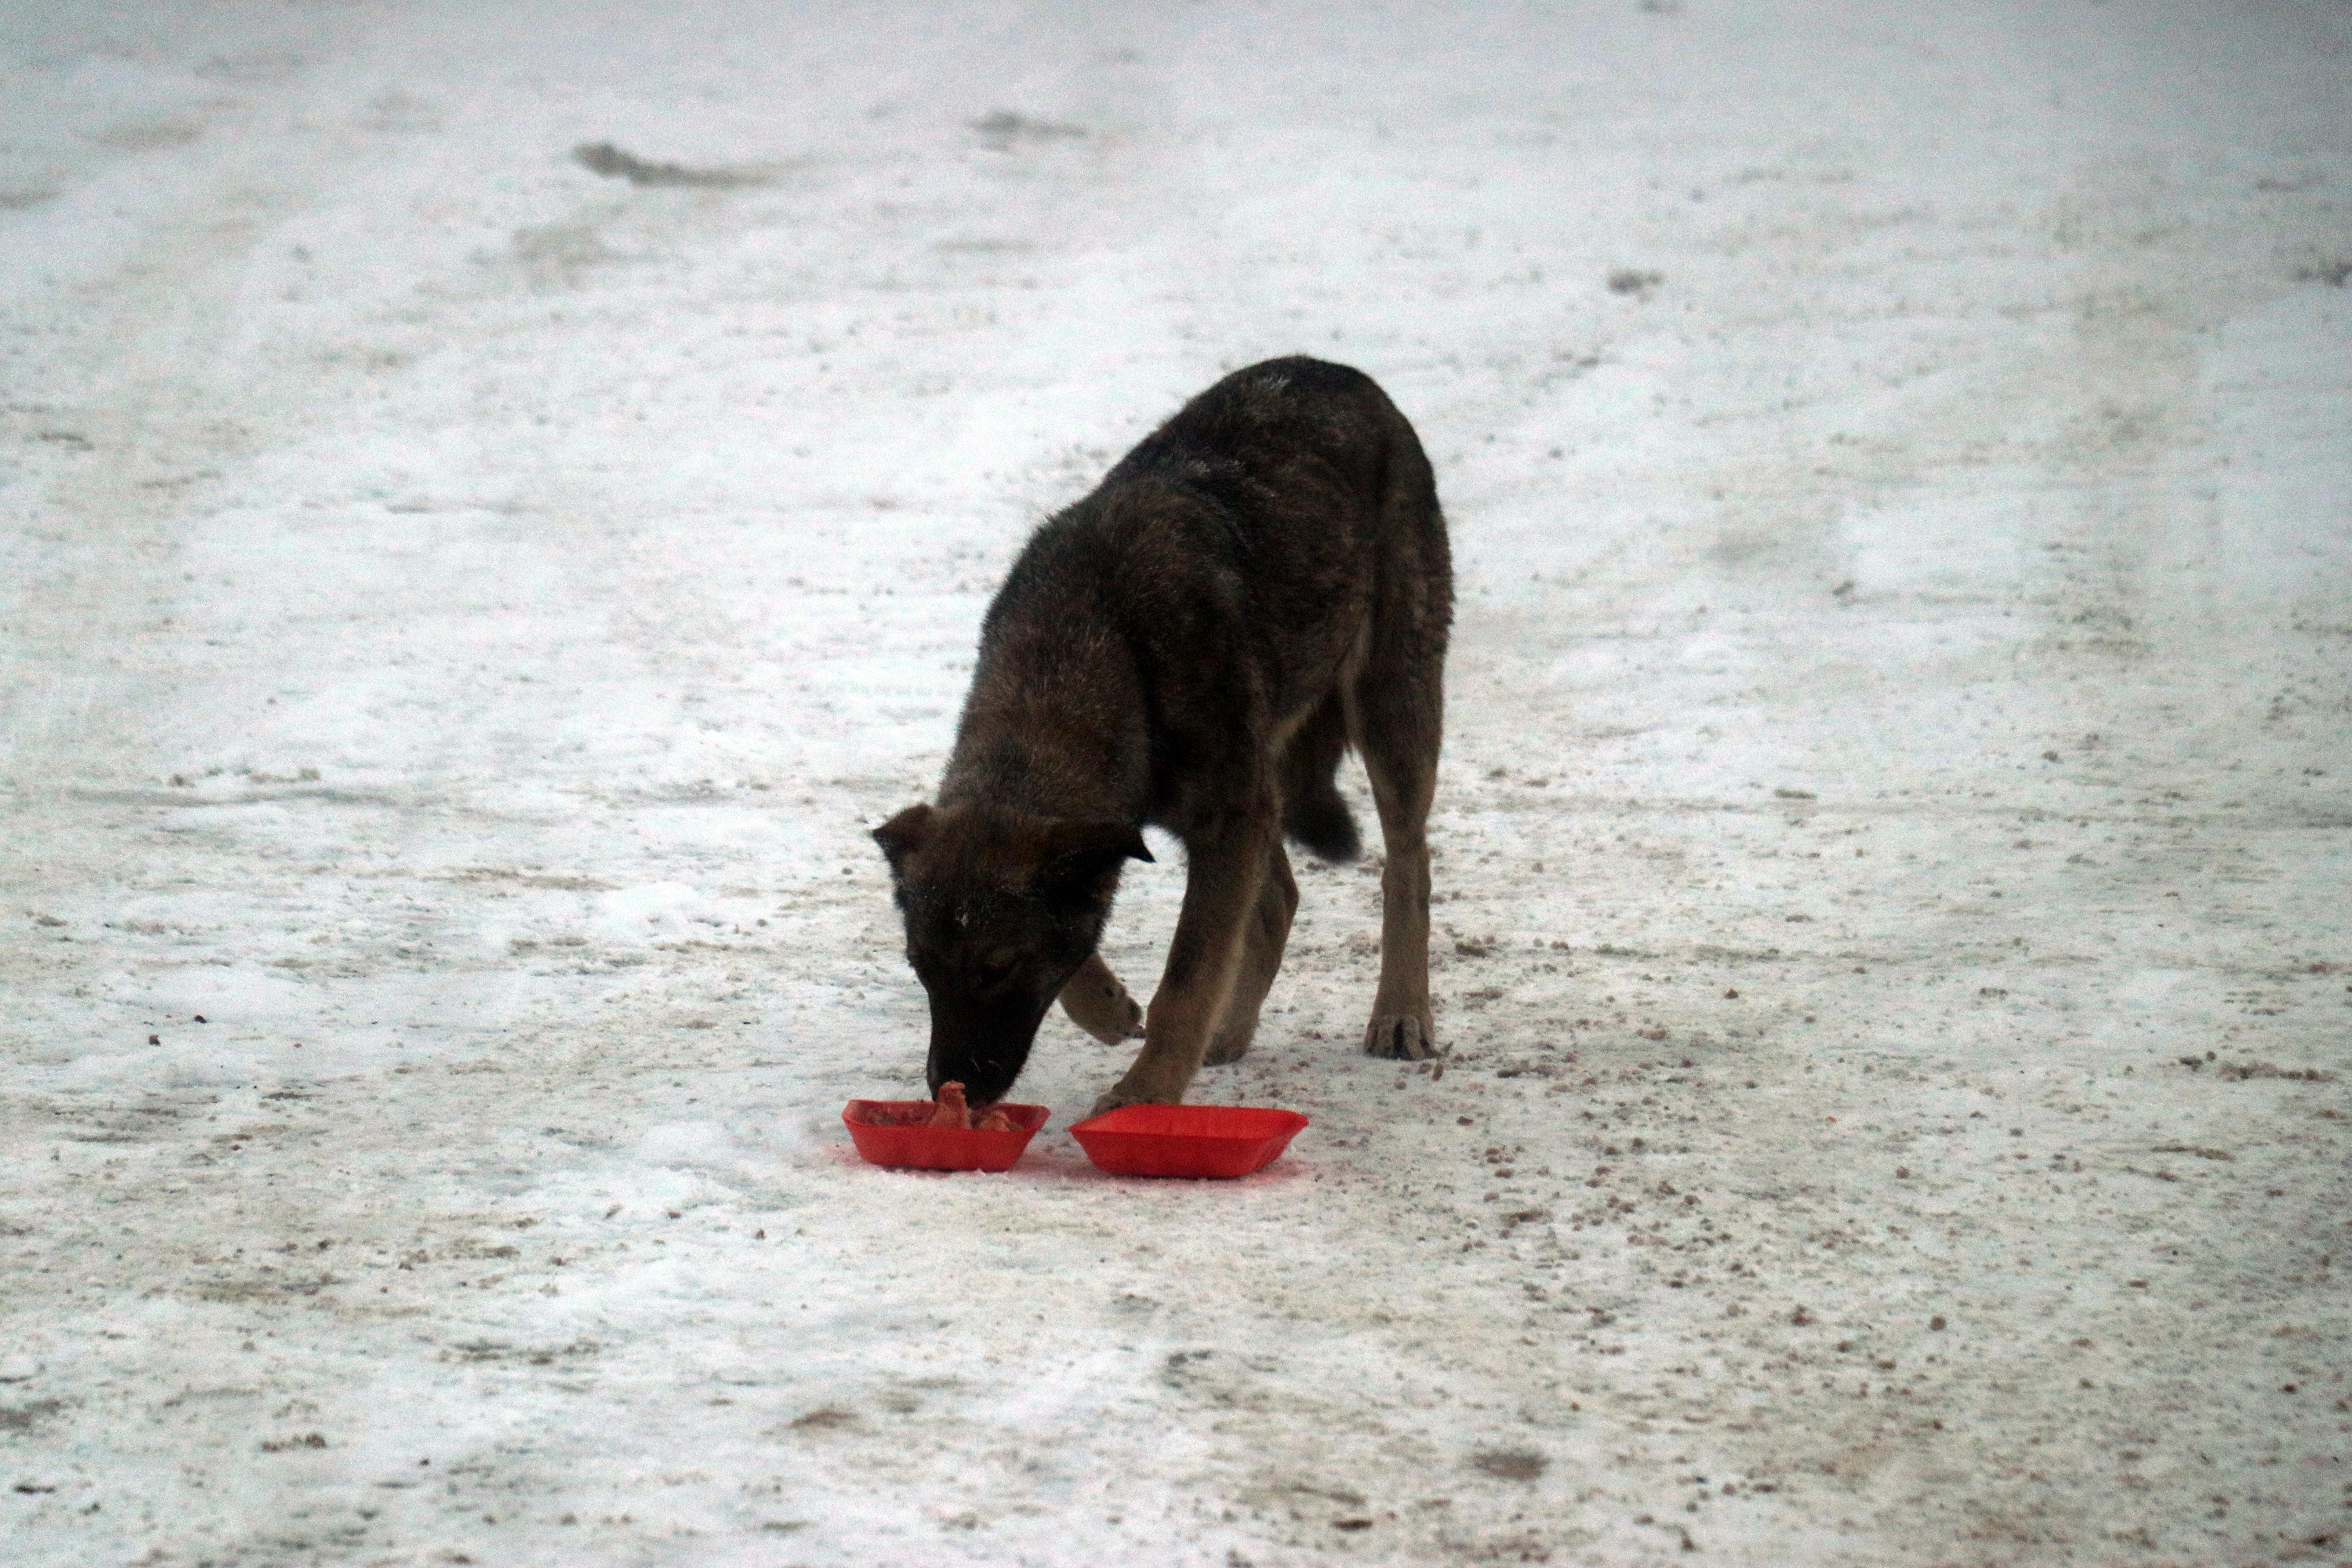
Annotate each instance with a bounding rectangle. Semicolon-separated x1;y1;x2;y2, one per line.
929;1047;1013;1107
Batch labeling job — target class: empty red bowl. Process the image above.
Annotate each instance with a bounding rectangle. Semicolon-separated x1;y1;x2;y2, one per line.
1068;1103;1310;1178
843;1100;1051;1173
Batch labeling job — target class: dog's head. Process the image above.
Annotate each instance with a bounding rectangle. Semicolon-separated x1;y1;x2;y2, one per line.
872;802;1151;1105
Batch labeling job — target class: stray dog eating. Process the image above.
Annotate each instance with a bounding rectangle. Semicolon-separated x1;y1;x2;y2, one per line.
873;357;1452;1113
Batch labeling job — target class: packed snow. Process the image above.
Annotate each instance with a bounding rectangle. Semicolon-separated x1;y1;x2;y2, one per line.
4;2;2348;1563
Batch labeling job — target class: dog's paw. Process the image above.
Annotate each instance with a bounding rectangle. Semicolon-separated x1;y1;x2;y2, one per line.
1061;962;1146;1044
1202;1025;1254;1066
1089;1068;1189;1118
1087;1087;1161;1120
1362;1012;1438;1061
1071;993;1143;1046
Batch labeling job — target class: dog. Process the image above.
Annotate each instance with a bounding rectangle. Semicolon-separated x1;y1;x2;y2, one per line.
872;357;1452;1113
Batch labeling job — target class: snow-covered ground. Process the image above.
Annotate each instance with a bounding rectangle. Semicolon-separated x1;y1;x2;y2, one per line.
4;2;2348;1563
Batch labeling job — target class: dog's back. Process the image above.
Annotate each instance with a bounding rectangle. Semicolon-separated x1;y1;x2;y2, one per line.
942;357;1451;856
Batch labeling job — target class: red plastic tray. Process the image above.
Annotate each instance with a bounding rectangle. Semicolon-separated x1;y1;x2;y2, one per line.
1068;1103;1310;1179
843;1100;1051;1172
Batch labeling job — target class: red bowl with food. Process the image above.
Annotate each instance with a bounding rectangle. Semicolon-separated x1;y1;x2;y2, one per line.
1068;1103;1310;1179
843;1094;1050;1172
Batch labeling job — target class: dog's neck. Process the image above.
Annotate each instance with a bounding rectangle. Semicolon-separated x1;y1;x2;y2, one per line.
939;616;1149;822
938;717;1136;822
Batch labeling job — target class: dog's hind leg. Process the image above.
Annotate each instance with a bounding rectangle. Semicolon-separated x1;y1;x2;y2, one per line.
1204;842;1298;1065
1352;407;1450;1062
1353;691;1439;1061
1060;951;1144;1043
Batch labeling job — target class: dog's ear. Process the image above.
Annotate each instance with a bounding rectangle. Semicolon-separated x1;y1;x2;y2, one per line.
1036;818;1152;899
872;804;936;870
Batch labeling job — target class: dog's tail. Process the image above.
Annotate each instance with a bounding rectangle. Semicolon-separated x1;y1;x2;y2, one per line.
1280;690;1361;862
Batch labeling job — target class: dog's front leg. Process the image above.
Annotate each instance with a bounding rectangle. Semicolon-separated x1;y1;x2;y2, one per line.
1092;820;1270;1113
1059;951;1144;1044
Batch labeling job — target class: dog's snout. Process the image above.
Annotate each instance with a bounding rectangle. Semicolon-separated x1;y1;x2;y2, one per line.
926;1046;1020;1108
924;1003;1044;1108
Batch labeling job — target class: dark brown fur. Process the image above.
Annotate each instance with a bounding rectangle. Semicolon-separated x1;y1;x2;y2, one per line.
873;357;1451;1111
